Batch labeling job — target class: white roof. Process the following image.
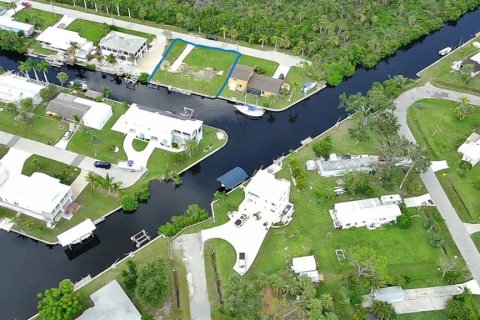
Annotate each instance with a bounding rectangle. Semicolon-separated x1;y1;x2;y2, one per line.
74;96;113;130
57;219;96;247
0;167;71;215
458;134;480;166
36;26;91;51
380;194;402;203
244;169;290;202
471;52;480;65
99;31;147;55
0;73;44;104
0;16;34;33
112;103;203;136
77;280;141;320
334;198;401;225
292;255;317;273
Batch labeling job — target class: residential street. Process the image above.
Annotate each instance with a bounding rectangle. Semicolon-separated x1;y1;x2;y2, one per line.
394;83;480;286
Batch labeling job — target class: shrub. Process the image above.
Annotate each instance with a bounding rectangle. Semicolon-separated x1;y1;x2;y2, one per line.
473;180;480;191
122;194;139;212
314;187;336;200
457;160;472;177
312;136;332;159
371;300;396;320
141;315;154;320
396;214;412;229
39;84;59;101
37;280;83;320
138;72;150;84
135;184;150;202
158;204;209;236
121;260;138;292
135;260;169;307
85;64;96;71
171;142;179;149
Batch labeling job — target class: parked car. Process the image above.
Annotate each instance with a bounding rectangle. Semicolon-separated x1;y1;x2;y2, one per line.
206;34;218;41
238;252;246;269
94;161;112;169
278;73;285;80
234;214;248;227
63;130;73;140
21;2;32;7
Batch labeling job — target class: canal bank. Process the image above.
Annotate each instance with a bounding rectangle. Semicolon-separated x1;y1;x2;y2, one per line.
0;6;480;319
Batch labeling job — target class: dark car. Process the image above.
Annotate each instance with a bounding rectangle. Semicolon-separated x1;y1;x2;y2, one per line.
94;161;112;169
234;214;248;227
206;34;218;41
278;73;285;80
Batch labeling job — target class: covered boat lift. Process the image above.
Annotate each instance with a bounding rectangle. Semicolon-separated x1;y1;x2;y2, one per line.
57;219;96;248
216;167;248;190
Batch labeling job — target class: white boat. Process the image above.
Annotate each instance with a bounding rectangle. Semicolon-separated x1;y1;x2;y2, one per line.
439;47;452;56
69;79;88;91
301;82;317;94
234;104;265;117
117;160;142;172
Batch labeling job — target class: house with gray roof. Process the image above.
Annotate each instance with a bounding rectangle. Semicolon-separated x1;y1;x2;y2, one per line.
228;64;284;97
76;280;141;320
317;153;380;177
99;31;148;65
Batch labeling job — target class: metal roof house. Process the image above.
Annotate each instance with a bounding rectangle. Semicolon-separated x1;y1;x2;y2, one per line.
292;255;320;282
317;154;380;177
0;16;34;37
458;132;480;166
0;72;44;105
77;280;141;320
46;93;113;130
99;31;148;65
329;198;401;230
36;26;94;55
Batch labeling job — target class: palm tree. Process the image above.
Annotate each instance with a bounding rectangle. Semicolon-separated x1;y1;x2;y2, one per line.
271;35;282;50
8;2;17;14
19;61;31;79
102;86;111;98
184;139;198;158
57;72;69;87
259;34;268;48
289;81;300;101
228;29;238;41
86;171;100;190
219;25;228;39
102;173;115;193
213;191;226;203
68;42;78;59
111;181;122;197
128;53;136;66
26;59;39;81
37;60;50;83
247;34;255;44
175;13;184;28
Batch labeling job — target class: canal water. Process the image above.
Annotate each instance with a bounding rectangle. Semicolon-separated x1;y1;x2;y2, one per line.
1;8;479;319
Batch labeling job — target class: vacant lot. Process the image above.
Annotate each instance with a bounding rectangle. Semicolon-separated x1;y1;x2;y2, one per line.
408;98;480;223
14;8;62;30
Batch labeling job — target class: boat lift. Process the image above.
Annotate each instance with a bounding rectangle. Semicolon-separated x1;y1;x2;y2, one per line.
131;230;151;248
179;107;194;118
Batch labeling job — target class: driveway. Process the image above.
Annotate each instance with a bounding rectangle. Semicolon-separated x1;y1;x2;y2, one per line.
273;65;291;79
169;44;195;72
394;83;480;286
464;223;480;235
122;132;156;168
0;148;32;174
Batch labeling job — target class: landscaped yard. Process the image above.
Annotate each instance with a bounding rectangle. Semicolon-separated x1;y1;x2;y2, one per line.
31;42;58;56
0;103;69;144
407;98;480;223
22;155;80;185
66;19;155;44
151;45;239;96
418;35;480;95
206;119;469;319
13;8;62;30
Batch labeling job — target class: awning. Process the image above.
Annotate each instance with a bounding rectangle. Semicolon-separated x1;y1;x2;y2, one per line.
216;167;248;190
57;219;96;247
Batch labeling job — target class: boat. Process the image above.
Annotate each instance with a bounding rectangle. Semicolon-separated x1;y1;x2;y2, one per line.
234;104;265;117
69;79;88;91
301;82;317;94
438;47;452;56
117;160;142;172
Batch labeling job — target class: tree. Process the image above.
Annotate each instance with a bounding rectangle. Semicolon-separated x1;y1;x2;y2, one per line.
19;61;32;79
40;84;58;101
454;96;474;120
289;81;300;101
37;280;83;320
459;64;475;83
184;139;198;158
8;2;17;14
57;72;69;87
437;256;462;281
121;260;138;292
221;275;261;320
344;171;372;196
27;58;40;81
102;86;112;98
312;136;332;159
349;246;389;281
135;260;169;306
86;171;100;190
220;25;228;39
371;301;397;320
121;194;139;212
229;29;239;41
37;60;50;83
175;12;184;27
214;190;226;203
106;53;117;64
396;214;412;229
32;158;41;171
138;6;147;21
258;34;268;47
445;290;476;320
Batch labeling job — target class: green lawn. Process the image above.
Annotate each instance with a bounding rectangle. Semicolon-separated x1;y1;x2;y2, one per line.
152;46;238;96
0;144;8;159
132;138;148;151
206;119;469;319
66;19;155;45
472;233;480;252
407;98;480;223
238;55;279;77
419;35;480;95
22;155;80;185
31;42;58;56
14;8;62;30
0;103;69;144
162;40;188;65
398;311;448;320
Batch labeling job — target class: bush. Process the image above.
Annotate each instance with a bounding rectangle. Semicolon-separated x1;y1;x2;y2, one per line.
37;280;83;320
135;184;150;202
122;194;139;212
396;214;412;229
141;315;154;320
85;64;96;71
121;260;138;292
314;187;336;200
171;142;179;149
473;180;480;191
39;84;59;101
457;160;472;177
371;300;396;320
158;204;209;236
312;136;332;159
139;72;150;84
135;260;169;307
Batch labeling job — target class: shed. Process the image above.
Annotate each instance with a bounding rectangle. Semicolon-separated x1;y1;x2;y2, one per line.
217;167;248;190
374;286;405;303
292;255;317;274
57;219;96;248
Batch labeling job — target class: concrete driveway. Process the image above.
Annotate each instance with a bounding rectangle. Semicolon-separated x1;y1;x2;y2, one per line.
273;65;291;79
201;212;269;275
122;132;156;168
0;148;32;174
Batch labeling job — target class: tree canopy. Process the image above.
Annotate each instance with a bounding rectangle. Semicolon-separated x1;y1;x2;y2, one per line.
135;259;170;307
37;280;83;320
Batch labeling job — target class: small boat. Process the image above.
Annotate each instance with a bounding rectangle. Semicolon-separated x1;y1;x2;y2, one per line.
438;47;452;56
69;79;88;91
234;104;265;117
301;82;317;94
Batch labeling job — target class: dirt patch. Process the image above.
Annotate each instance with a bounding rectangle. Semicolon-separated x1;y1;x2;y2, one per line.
261;288;277;315
178;65;223;81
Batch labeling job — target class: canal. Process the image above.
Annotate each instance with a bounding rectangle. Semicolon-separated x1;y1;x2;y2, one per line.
1;8;479;319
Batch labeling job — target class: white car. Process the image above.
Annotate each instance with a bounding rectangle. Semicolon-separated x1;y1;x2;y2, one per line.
63;130;73;140
238;252;246;269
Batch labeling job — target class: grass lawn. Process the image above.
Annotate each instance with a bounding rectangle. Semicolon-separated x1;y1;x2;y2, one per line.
206;119;469;319
0;103;69;144
22;155;80;185
31;42;58;56
0;144;8;159
398;311;448;320
162;40;188;65
152;46;238;96
407;98;480;223
418;35;480;95
220;65;319;110
14;8;62;30
66;19;155;45
132;139;148;151
237;55;279;77
472;233;480;252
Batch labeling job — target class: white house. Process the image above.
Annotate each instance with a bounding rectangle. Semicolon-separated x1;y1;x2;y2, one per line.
0;16;34;37
36;26;94;56
329;198;401;230
0;166;73;226
111;104;203;151
317;154;379;177
99;31;148;65
0;72;44;105
238;169;294;223
458;132;480;166
46;93;113;130
292;255;320;282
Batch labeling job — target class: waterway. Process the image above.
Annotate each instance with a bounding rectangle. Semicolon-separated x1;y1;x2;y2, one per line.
1;8;479;319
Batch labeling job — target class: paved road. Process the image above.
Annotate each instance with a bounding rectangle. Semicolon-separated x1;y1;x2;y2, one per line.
29;1;306;68
0;131;144;188
394;83;480;286
465;223;480;235
173;233;211;320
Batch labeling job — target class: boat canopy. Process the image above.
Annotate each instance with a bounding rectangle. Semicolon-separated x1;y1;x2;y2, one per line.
216;167;248;190
57;219;96;247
